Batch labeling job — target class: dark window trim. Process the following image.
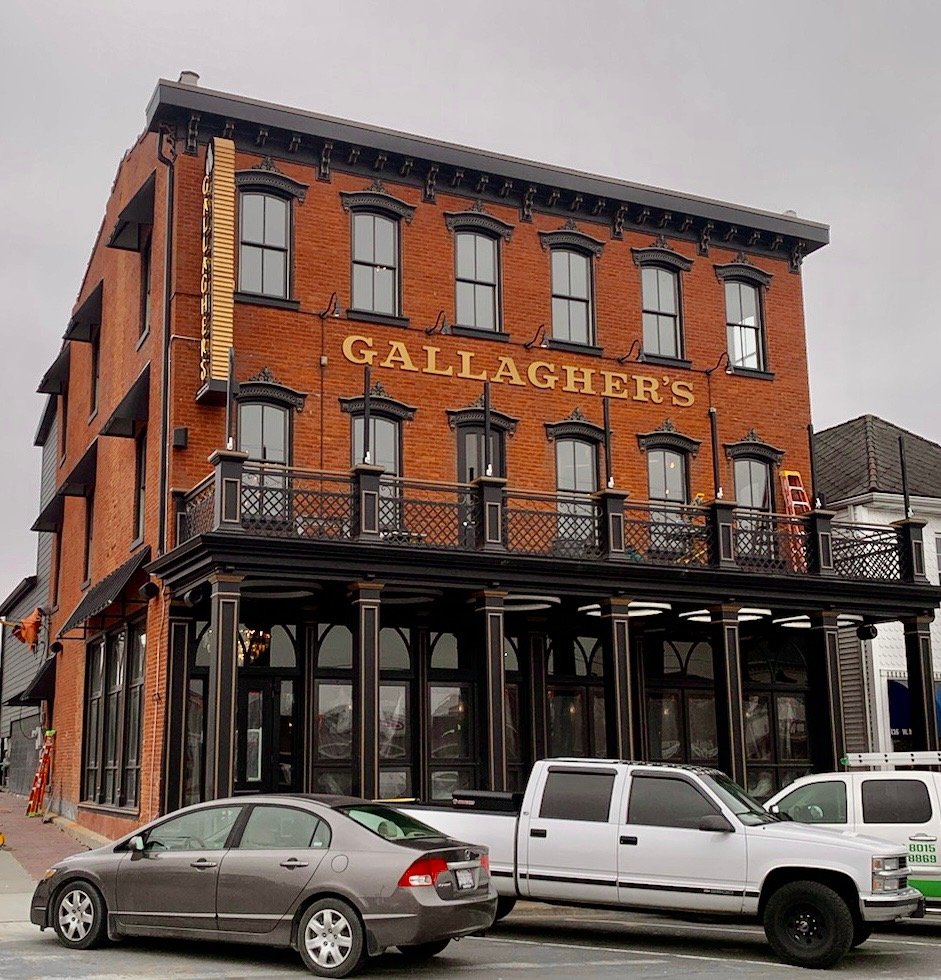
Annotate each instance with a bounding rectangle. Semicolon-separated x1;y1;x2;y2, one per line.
637;425;701;457
236;166;308;202
725;434;784;465
448;324;510;342
237;400;293;465
640;353;692;371
638;259;686;361
644;446;691;506
236;369;307;412
452;228;502;333
445;209;514;241
455;423;508;482
632;244;693;273
733;456;776;512
447;406;519;435
347;209;404;318
234;291;301;311
545;337;604;357
340;189;415;223
714;260;773;288
539;228;605;256
345;309;410;330
339;389;417;422
547;244;597;347
730;366;775;382
553;436;600;495
238;189;295;301
348;413;404;478
545;412;605;444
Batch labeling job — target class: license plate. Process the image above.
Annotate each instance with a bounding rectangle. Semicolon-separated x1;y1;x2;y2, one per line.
456;868;474;890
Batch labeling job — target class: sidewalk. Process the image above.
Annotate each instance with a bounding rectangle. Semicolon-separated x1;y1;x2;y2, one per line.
0;789;112;925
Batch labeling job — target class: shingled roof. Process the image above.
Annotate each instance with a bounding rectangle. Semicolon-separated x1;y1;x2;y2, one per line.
814;415;941;504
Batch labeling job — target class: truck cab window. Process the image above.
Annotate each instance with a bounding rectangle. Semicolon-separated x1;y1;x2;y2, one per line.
773;780;847;824
539;769;615;822
627;774;718;829
862;779;932;824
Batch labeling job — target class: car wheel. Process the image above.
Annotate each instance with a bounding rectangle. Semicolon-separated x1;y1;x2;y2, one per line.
763;881;854;968
298;898;364;978
397;938;450;960
52;880;108;950
495;897;517;921
851;922;873;948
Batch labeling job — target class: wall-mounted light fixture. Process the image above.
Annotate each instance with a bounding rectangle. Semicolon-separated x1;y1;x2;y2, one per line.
705;350;734;376
616;339;643;364
317;292;345;320
424;310;450;336
523;323;548;350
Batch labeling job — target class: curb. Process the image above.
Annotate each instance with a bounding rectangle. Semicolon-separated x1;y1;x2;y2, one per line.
48;815;112;851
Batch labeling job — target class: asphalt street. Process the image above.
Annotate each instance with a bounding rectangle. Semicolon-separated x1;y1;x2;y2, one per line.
2;896;940;979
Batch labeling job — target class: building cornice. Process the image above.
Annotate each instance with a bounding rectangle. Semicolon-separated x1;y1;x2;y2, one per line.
146;79;828;264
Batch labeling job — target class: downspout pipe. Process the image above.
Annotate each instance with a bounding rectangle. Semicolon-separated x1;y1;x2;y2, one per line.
156;126;176;556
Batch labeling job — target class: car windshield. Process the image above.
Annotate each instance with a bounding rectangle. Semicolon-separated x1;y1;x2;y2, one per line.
338;804;446;841
704;773;779;826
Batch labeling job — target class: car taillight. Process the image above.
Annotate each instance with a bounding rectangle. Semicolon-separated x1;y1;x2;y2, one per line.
480;854;490;872
398;856;450;887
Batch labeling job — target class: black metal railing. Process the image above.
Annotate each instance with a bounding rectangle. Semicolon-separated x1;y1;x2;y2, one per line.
175;460;911;583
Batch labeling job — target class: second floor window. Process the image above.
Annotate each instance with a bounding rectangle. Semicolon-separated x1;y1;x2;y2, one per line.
642;266;681;358
238;402;289;464
735;458;773;511
556;438;597;544
725;281;764;370
352;415;400;475
648;449;688;509
133;432;147;542
352;212;399;315
239;192;289;298
551;249;593;345
83;492;95;583
455;232;498;330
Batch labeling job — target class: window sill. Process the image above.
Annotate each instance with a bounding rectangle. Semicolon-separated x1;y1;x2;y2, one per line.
129;536;145;553
80;578;91;592
234;291;301;311
346;309;410;329
545;338;604;357
449;324;510;343
135;328;151;352
639;353;693;371
78;801;140;819
730;367;775;381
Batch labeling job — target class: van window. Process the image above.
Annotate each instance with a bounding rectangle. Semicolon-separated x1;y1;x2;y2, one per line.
861;779;932;824
539;769;615;822
627;774;719;829
773;781;847;824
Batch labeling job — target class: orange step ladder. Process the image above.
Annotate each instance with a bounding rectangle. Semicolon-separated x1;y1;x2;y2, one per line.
780;470;812;516
25;730;55;817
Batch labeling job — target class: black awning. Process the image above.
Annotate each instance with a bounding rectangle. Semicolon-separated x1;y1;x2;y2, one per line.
60;440;98;497
107;172;157;252
34;394;57;448
64;281;103;342
13;655;58;705
59;546;151;637
101;364;150;437
38;344;70;394
31;494;65;532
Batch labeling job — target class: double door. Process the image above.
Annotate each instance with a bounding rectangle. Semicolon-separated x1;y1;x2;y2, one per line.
235;675;300;793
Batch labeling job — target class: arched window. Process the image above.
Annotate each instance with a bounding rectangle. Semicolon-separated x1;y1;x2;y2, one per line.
546;634;606;758
352;415;400;476
735;458;773;511
239;402;289;464
314;624;354;795
239;192;290;298
715;262;772;373
647;448;688;508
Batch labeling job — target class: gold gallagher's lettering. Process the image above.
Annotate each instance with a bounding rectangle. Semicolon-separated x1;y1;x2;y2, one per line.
342;335;695;406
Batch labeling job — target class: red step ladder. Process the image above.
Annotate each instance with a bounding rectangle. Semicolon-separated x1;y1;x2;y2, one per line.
780;470;811;517
25;730;55;818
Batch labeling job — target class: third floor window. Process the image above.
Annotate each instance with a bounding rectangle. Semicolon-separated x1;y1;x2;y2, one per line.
239;192;289;298
641;266;681;359
551;249;593;345
455;231;498;330
725;281;764;371
352;212;399;315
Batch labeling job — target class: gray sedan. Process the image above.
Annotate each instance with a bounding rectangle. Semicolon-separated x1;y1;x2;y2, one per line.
30;794;496;977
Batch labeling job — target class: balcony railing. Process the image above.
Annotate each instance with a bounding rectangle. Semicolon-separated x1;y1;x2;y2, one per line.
174;455;924;584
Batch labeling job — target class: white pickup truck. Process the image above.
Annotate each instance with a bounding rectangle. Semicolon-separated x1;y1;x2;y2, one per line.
398;759;924;969
765;753;941;915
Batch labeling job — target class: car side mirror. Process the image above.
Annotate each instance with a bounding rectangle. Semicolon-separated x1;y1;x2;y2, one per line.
699;814;735;833
768;803;780;814
129;835;145;852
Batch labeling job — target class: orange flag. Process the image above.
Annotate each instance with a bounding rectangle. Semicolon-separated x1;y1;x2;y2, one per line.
12;608;43;652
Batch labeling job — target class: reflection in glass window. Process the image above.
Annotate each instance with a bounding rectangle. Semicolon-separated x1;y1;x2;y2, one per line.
429;686;470;759
647;692;681;761
239;193;289;298
642;267;681;358
726;281;763;370
735;459;772;511
648;449;687;506
379;684;409;761
239;805;330;850
775;781;847;824
456;232;498;330
627;775;717;829
551;249;592;344
540;769;615;822
318;625;353;670
146;806;242;851
316;683;352;760
352;212;398;315
239;403;288;464
548;689;586;757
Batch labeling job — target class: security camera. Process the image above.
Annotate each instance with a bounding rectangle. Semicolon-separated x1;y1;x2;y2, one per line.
856;624;878;641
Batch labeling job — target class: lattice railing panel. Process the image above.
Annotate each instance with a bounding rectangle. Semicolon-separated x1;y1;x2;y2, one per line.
504;491;602;558
375;480;473;550
241;467;354;540
622;503;712;567
831;522;902;581
179;476;215;543
732;512;809;575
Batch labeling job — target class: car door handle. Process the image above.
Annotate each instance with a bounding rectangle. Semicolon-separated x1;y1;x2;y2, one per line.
620;835;638;846
530;828;547;838
279;858;310;869
909;834;938;842
190;858;218;869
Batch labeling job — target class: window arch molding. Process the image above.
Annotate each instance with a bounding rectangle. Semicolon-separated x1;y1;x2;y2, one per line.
340;189;416;224
444;210;514;242
637;421;700;457
545;408;604;444
236;367;307;412
235;165;308;203
631;242;693;273
447;404;518;435
338;383;417;423
714;260;772;289
725;430;783;465
539;227;605;257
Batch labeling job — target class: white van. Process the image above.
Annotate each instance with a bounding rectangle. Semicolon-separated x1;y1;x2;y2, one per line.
765;754;941;914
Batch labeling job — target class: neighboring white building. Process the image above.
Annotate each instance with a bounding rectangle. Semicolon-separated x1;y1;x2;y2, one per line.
815;415;941;753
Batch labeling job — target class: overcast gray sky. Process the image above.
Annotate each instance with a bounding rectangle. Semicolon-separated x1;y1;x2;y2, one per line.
0;0;938;604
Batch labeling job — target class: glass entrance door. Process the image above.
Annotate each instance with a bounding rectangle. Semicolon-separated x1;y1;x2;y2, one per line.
235;676;300;794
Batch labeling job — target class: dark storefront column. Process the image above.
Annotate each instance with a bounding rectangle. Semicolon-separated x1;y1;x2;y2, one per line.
476;591;508;791
163;616;192;813
351;582;382;798
809;611;845;769
600;597;634;759
206;574;242;799
528;632;549;763
711;605;747;785
903;615;940;751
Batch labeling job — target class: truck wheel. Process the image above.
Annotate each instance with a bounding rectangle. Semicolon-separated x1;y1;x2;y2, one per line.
763;881;854;968
397;939;450;960
851;922;873;948
495;897;517;921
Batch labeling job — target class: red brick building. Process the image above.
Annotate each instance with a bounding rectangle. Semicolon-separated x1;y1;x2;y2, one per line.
17;75;939;838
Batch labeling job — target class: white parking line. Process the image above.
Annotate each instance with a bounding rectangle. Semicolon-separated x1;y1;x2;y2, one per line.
471;934;798;970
